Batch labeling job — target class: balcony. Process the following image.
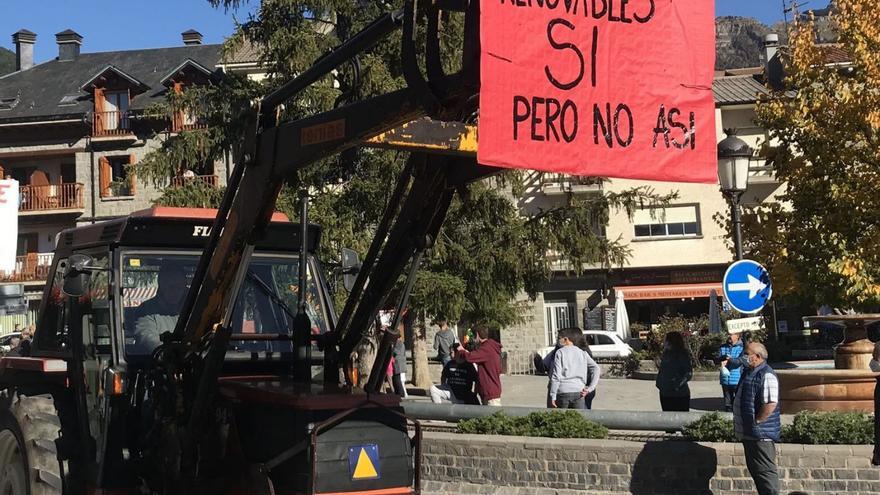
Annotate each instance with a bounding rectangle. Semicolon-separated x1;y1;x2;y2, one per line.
171;110;207;133
541;173;603;195
170;174;219;188
19;183;85;216
748;160;780;185
92;110;133;138
0;253;53;284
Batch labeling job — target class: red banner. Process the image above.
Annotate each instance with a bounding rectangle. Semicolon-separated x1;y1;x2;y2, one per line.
478;0;717;183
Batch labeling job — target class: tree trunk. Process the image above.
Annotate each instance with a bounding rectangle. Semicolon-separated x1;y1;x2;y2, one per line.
411;314;433;389
355;335;377;389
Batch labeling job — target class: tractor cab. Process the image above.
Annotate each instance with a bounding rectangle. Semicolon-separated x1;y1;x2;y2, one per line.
0;207;416;495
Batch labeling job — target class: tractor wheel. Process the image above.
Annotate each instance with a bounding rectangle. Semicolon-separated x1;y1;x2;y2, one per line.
0;394;64;495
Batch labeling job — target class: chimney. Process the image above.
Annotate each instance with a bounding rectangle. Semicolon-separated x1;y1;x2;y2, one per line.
55;29;82;62
182;29;203;46
762;34;784;89
11;29;36;71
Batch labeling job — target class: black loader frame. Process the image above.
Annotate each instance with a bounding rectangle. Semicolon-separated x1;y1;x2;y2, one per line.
0;0;496;493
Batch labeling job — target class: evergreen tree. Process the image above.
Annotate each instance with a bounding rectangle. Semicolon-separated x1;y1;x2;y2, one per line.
136;0;673;387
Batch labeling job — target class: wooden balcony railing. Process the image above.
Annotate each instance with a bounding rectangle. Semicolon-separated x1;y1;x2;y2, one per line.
0;253;54;283
170;175;219;188
19;183;84;212
171;110;207;133
93;110;132;137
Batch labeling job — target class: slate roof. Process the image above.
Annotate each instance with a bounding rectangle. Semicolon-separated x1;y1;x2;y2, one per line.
0;44;222;123
713;74;771;106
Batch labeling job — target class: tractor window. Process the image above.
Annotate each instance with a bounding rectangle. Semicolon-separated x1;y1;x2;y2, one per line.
36;259;69;351
78;253;112;357
120;252;328;357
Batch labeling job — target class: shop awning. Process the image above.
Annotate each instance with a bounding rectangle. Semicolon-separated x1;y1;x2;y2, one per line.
616;282;723;301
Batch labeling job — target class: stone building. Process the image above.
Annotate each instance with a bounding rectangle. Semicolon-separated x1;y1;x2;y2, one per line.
0;28;244;318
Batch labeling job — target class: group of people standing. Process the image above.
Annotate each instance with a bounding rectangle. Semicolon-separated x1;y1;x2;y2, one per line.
655;327;781;495
544;327;601;409
429;321;504;406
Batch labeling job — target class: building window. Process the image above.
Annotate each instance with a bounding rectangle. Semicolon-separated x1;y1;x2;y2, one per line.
633;205;701;239
99;154;137;198
544;300;576;347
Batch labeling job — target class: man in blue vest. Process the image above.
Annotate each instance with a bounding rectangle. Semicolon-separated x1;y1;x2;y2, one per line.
734;342;781;495
717;330;745;411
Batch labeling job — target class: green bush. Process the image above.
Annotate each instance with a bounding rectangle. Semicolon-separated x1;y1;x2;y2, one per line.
608;353;642;377
781;411;874;445
683;412;737;442
457;411;609;439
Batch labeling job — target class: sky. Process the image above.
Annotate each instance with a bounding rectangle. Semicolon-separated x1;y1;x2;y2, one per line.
0;0;259;63
0;0;828;62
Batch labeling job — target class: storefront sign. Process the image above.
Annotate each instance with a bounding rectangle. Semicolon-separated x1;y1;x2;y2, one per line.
479;0;716;182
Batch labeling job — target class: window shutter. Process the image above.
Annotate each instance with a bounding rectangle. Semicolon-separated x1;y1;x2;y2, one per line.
128;154;137;195
94;88;105;135
98;156;111;197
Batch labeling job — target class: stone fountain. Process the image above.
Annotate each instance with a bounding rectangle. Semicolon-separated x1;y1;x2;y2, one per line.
776;314;880;413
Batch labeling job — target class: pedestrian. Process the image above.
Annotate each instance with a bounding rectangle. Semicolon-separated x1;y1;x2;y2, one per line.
655;331;693;411
871;342;880;465
717;329;746;412
433;319;456;365
12;323;20;333
572;330;600;409
548;327;599;409
462;325;502;405
429;344;479;404
734;342;781;495
392;323;408;398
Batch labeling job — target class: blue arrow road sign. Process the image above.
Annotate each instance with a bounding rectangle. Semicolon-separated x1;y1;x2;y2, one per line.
723;260;772;314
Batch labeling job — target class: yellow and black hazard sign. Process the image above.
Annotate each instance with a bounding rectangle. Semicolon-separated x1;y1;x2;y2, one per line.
348;444;381;480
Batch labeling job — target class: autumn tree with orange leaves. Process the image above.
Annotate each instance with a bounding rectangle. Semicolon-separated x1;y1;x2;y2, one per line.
754;0;880;310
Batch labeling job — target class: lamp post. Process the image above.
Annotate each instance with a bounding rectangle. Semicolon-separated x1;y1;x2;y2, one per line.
717;129;753;261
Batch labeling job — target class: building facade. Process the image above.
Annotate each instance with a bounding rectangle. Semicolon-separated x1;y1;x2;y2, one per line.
0;29;239;320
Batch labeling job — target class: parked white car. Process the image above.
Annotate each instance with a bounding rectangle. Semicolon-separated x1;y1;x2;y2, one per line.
536;330;633;370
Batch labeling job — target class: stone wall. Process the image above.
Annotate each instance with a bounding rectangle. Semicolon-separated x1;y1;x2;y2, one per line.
421;432;878;494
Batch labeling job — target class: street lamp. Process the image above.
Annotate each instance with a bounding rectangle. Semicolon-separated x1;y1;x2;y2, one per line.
717;128;753;261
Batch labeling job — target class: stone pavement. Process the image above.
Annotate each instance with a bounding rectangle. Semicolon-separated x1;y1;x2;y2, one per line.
411;374;727;412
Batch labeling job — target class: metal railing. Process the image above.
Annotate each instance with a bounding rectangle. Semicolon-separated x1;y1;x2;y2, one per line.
170;175;219;188
93;110;132;137
0;252;54;282
541;173;603;194
19;183;84;212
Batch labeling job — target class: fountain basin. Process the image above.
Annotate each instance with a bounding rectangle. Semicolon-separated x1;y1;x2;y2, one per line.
777;369;878;413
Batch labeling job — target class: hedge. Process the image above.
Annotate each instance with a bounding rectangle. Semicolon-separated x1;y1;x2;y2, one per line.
684;411;875;444
457;411;609;439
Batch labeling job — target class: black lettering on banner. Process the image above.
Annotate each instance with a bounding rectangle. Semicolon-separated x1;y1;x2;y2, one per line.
592;0;607;17
613;103;634;147
513;96;530;140
560;100;578;142
545;19;585;90
545;98;561;141
514;96;579;142
594;102;633;148
593;103;613;147
633;0;655;23
668;108;686;149
591;26;598;88
652;104;670;148
619;0;632;23
653;105;697;149
531;97;546;141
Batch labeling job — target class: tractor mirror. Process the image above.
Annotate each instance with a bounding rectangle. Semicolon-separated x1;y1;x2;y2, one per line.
61;253;95;297
341;248;360;292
